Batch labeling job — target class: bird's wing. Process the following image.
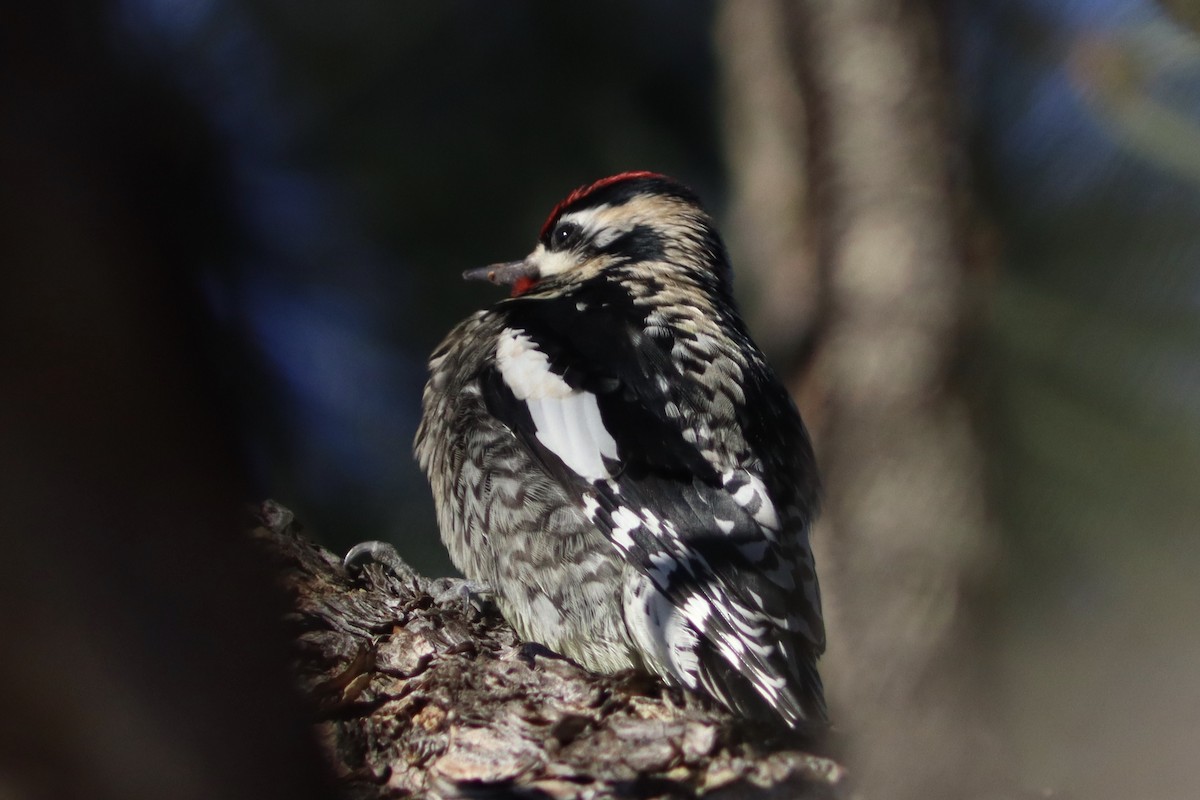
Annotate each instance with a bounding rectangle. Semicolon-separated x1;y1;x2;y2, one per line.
479;293;826;726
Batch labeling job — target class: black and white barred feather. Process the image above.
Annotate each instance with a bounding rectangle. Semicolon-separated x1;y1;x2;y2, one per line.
415;172;826;728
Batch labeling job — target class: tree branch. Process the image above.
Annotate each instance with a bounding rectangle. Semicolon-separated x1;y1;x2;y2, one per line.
252;501;846;800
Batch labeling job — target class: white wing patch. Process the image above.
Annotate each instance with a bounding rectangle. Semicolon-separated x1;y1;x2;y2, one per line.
497;328;618;480
497;328;572;400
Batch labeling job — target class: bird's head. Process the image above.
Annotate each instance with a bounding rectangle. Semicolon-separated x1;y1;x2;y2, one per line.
464;172;732;299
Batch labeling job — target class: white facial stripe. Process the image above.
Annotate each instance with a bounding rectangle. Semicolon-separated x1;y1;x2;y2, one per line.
562;205;628;250
530;204;629;278
592;226;622;248
558;206;608;236
529;243;577;277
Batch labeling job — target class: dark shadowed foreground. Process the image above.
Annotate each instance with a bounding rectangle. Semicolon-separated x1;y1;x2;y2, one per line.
252;502;845;800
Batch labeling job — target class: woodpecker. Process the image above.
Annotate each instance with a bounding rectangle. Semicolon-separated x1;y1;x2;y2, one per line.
415;172;826;728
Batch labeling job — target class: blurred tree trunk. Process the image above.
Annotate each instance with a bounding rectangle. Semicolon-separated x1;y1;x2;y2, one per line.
716;0;820;374
0;6;336;799
718;3;998;798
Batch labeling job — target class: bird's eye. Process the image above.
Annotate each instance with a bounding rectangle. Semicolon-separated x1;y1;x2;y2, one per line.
552;221;581;249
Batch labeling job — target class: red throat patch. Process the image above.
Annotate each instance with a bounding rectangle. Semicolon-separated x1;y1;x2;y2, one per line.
511;276;538;297
539;171;667;239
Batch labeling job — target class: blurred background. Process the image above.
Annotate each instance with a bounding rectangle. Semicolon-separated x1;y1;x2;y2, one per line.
2;1;1198;799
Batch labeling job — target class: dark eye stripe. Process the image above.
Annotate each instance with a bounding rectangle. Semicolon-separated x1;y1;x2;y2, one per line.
550;221;582;251
594;224;665;263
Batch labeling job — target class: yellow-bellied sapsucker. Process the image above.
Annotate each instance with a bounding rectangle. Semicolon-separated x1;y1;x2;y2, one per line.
415;172;826;728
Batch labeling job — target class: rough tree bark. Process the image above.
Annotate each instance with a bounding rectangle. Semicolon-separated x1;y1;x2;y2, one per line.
253;502;846;800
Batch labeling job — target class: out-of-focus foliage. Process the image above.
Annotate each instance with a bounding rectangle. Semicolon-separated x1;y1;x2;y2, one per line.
116;0;721;570
961;1;1200;797
1159;0;1200;35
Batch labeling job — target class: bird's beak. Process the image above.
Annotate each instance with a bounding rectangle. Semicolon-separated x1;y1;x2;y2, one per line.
462;259;540;296
462;259;537;286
